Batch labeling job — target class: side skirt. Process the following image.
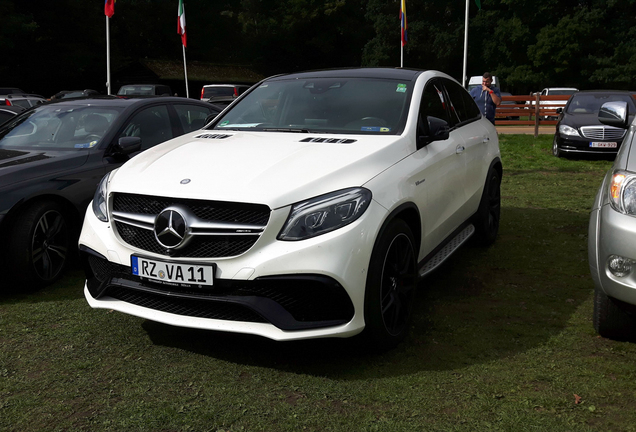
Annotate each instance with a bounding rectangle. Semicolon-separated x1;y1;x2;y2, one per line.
417;223;475;279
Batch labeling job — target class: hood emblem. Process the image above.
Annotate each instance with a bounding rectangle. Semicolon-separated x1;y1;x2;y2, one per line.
180;179;191;184
154;208;188;249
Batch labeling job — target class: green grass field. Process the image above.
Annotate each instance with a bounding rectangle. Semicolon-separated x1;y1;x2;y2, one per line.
1;135;635;431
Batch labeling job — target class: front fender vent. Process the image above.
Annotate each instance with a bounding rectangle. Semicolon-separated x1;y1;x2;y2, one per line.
299;137;357;144
194;133;233;140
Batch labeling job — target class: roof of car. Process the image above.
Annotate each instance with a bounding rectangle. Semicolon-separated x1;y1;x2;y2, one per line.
268;68;424;82
545;87;578;90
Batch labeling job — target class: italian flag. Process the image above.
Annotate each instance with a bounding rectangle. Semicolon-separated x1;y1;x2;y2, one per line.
177;0;187;47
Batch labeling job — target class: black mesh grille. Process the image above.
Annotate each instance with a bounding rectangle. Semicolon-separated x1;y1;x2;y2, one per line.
113;193;270;225
107;287;268;323
112;193;270;258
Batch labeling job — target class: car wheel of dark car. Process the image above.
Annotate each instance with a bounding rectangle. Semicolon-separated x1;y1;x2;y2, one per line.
593;286;636;341
363;218;417;349
552;135;562;158
9;201;70;288
473;168;501;246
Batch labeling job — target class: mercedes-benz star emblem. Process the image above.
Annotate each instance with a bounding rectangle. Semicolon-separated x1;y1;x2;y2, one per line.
180;179;191;184
154;208;187;249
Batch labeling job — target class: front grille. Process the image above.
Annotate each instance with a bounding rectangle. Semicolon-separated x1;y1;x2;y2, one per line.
108;287;268;323
580;126;626;140
112;193;270;258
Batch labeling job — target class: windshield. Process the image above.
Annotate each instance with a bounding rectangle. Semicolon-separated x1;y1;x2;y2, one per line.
211;78;413;135
0;105;122;150
566;93;636;115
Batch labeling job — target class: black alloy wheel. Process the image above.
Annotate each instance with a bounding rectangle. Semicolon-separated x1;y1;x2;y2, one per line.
363;219;417;349
9;201;71;288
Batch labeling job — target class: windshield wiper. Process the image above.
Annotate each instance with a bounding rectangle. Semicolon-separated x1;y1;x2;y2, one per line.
262;128;310;133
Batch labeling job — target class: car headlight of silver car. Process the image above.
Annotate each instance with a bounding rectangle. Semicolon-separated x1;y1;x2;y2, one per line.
608;170;636;215
92;172;112;222
559;125;580;137
278;188;372;241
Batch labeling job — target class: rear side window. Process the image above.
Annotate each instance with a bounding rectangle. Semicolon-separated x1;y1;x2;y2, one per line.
11;100;31;109
420;80;452;125
174;104;213;132
443;79;481;126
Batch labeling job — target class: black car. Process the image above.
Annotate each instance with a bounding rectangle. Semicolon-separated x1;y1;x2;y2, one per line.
553;90;636;157
0;96;221;289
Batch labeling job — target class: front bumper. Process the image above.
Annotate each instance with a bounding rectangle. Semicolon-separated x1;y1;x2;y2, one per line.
556;134;622;155
589;203;636;305
79;199;387;341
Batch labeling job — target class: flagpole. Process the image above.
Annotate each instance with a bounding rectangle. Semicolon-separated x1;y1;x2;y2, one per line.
462;0;469;88
182;45;189;98
106;16;111;95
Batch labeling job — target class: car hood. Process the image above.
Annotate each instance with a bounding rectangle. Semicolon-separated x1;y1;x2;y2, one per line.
0;148;89;189
110;131;410;209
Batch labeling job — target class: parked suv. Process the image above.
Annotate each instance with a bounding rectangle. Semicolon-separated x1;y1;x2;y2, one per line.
200;84;250;102
1;93;46;108
80;68;502;348
117;84;172;96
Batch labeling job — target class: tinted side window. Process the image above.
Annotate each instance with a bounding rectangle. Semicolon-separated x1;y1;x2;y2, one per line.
12;100;31;109
174;104;213;133
119;105;174;150
420;80;451;125
443;78;480;126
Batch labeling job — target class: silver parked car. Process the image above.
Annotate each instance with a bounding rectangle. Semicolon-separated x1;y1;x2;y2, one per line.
589;100;636;340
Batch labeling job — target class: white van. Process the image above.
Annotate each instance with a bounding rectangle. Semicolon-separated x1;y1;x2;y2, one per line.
467;75;499;92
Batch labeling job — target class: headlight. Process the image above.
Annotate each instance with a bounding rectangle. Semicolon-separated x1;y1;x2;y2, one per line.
92;172;111;222
608;170;636;215
278;188;372;241
559;125;580;137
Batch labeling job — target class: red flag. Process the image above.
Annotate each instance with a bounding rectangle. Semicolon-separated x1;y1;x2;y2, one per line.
400;0;408;47
177;0;187;47
105;0;115;18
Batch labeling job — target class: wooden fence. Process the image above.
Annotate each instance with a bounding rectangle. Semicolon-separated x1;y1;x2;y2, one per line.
495;94;570;137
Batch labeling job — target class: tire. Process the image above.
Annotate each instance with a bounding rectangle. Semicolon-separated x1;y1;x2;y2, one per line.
8;201;71;289
473;169;501;246
363;218;417;350
552;135;562;158
593;286;636;341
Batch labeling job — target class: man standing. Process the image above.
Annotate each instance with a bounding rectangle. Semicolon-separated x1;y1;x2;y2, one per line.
469;72;501;124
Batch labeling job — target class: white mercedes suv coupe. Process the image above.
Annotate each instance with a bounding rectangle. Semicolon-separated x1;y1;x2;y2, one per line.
79;68;502;348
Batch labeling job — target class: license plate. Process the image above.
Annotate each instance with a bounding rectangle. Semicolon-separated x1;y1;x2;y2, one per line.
589;142;617;148
131;256;215;287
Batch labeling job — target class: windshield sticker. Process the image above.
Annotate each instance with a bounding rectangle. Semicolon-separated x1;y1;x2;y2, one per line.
74;140;98;149
396;84;407;93
361;126;391;132
220;121;229;126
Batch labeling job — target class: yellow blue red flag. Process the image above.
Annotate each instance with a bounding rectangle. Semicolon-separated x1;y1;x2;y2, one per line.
400;0;408;47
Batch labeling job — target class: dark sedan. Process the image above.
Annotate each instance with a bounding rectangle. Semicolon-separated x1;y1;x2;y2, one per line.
0;96;221;290
553;90;636;158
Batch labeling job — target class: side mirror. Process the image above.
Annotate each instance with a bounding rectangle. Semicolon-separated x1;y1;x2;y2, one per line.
598;101;629;129
556;107;563;114
204;113;218;125
417;116;450;149
112;136;142;156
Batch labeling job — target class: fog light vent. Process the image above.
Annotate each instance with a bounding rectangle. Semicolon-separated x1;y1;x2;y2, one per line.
608;255;635;277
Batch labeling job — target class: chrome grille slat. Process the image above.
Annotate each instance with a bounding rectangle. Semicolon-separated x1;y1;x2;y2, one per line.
580;126;626;140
